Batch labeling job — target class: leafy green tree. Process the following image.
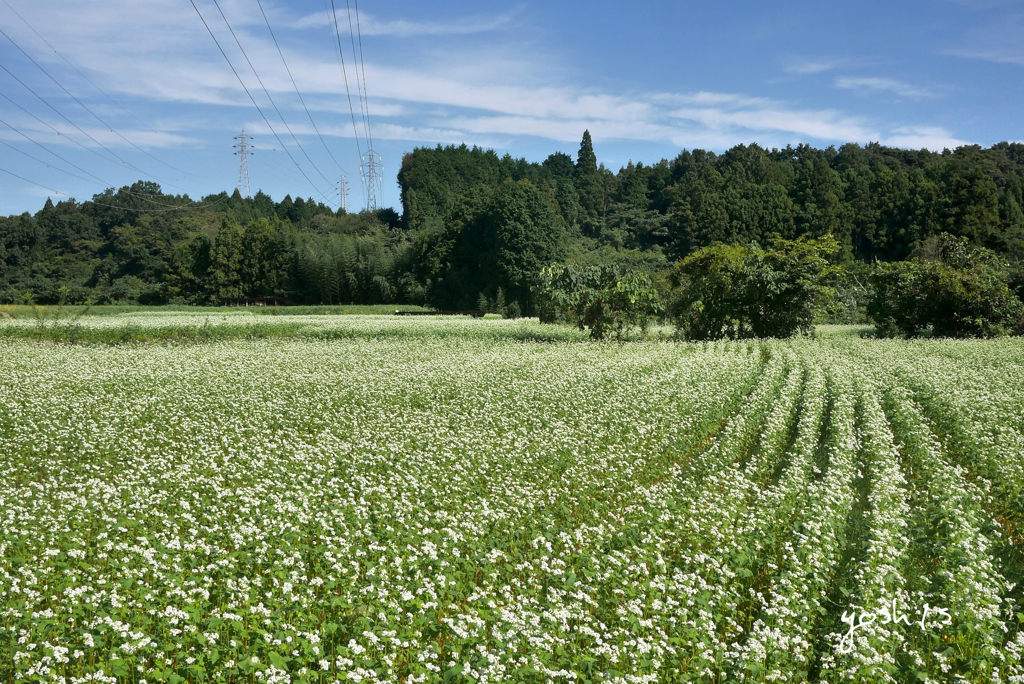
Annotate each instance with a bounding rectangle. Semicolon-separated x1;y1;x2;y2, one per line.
209;218;244;299
167;232;214;304
743;235;842;337
538;264;663;340
554;179;582;235
672;235;840;339
7;137;1024;308
869;233;1024;338
480;180;567;314
669;243;747;340
296;218;407;305
241;218;294;297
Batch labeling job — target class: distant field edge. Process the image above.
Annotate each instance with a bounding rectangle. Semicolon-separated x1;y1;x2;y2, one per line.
0;304;432;318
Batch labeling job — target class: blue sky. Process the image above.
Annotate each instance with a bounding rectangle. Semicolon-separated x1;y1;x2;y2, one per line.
1;0;1022;215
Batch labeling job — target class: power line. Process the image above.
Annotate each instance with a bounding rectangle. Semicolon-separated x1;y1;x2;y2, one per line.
0;136;221;210
0;115;110;186
0;165;231;213
0;164;64;195
253;0;349;176
326;0;365;164
0;26;188;191
261;152;310;185
188;0;336;208
0;138;101;187
352;0;373;143
347;0;381;210
0;59;185;192
207;0;337;201
0;0;206;179
256;145;328;189
344;0;372;148
0;113;220;209
0;90;132;173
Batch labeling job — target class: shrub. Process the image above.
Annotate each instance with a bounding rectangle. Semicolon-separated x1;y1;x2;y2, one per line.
671;235;841;340
537;264;663;340
868;235;1024;338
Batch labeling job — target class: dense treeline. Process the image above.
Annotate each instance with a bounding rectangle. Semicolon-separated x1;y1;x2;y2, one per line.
0;182;416;305
3;134;1024;313
401;134;1024;314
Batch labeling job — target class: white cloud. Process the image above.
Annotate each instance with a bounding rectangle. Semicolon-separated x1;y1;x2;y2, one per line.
0;117;200;151
835;76;940;99
949;47;1024;65
880;126;970;150
672;106;872;143
785;59;841;75
0;0;974;164
291;9;517;36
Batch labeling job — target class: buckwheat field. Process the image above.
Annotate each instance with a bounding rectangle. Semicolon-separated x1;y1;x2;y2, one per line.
1;316;1023;684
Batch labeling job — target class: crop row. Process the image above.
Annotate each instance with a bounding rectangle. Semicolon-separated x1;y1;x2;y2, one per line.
1;328;1022;682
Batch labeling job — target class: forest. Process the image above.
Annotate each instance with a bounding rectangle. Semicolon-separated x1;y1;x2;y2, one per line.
2;132;1023;315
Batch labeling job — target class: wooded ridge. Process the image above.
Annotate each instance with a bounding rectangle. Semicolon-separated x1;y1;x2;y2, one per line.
2;133;1022;312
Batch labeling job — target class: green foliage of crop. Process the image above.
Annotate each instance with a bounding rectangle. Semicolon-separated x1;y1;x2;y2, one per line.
1;316;1023;683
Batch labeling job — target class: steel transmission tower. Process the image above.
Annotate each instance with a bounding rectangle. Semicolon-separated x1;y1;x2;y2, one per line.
360;150;382;211
339;175;349;212
233;128;254;197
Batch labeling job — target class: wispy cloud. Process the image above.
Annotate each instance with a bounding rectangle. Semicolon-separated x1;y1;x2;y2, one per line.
948;46;1024;65
0;118;201;150
943;8;1024;65
785;59;841;75
835;76;940;99
0;0;973;161
670;104;872;144
291;10;516;36
942;0;1016;8
881;126;970;150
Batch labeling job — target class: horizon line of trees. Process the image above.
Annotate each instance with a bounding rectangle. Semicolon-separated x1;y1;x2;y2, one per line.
3;133;1024;330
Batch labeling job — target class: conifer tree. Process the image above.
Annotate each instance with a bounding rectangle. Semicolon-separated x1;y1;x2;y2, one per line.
575;131;605;236
576;130;598;176
494;287;506;317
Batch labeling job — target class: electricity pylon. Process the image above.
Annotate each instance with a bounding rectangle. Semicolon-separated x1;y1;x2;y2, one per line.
339;175;349;213
360;149;382;211
233;128;254;198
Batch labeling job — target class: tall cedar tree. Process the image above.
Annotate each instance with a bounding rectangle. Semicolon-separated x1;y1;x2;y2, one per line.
575;131;606;236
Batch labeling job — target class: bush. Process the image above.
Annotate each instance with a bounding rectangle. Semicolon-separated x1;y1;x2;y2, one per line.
868;234;1024;338
537;264;663;340
671;235;841;340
